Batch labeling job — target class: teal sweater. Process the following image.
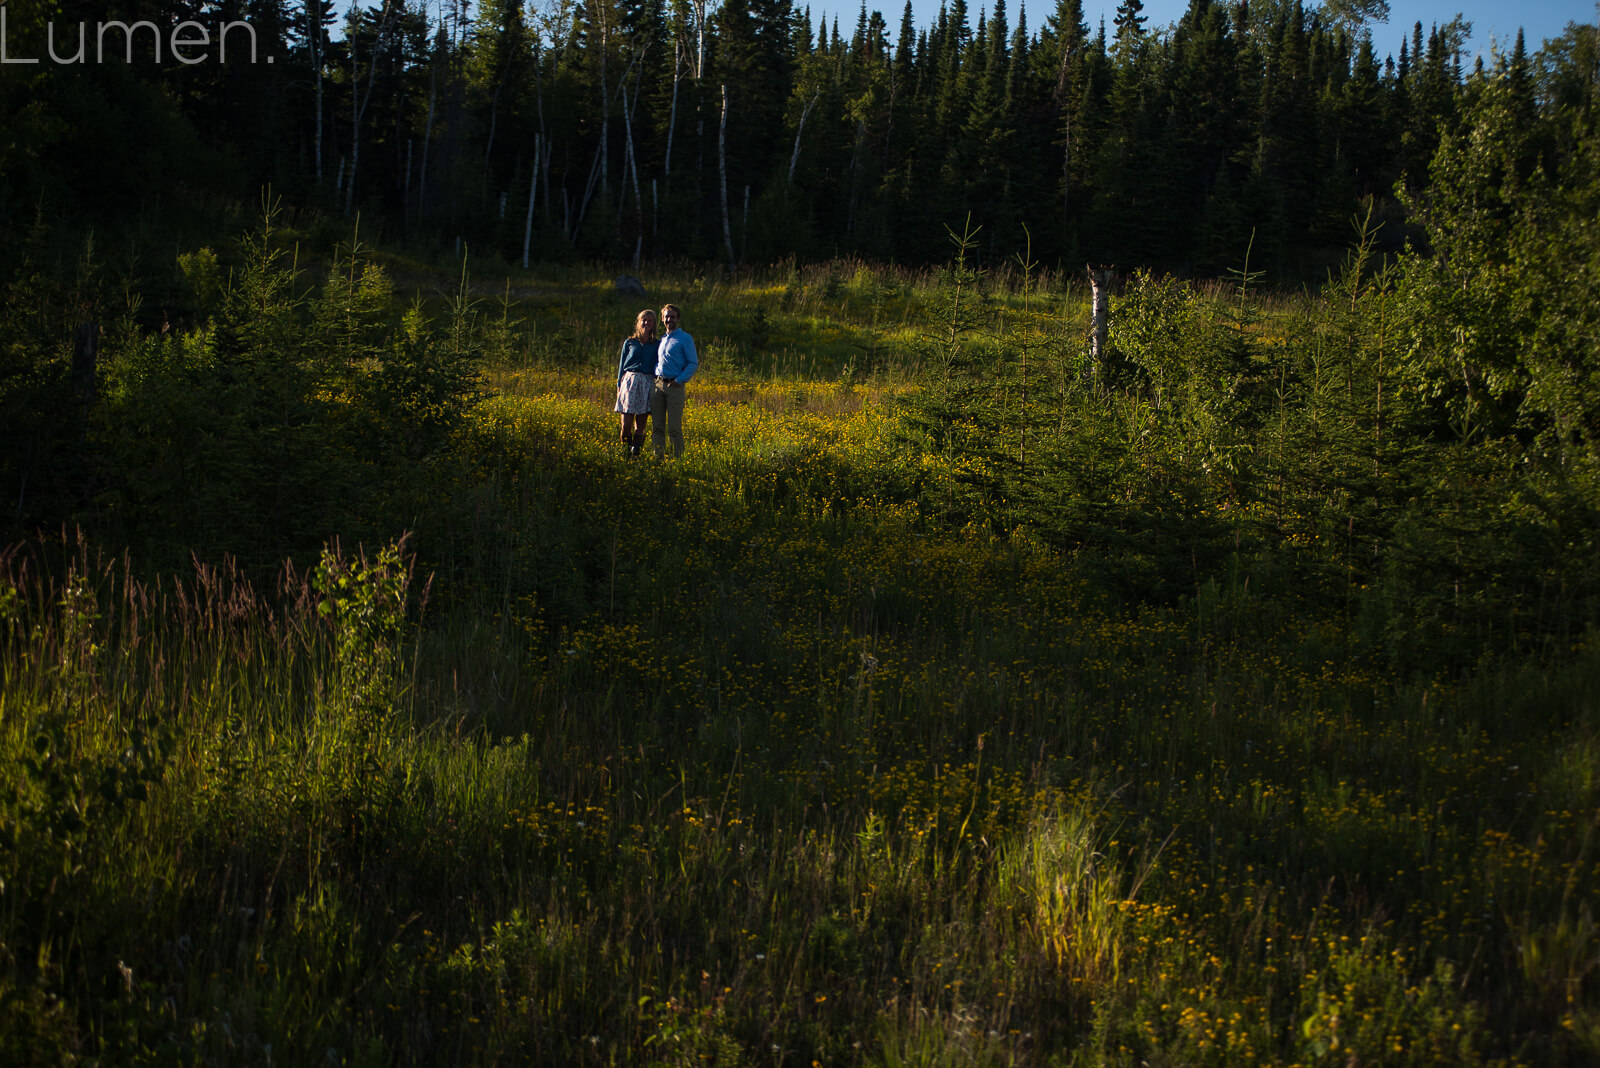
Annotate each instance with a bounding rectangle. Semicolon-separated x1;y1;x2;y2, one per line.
616;337;659;384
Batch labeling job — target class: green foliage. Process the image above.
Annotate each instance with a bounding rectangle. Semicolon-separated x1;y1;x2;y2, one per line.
314;538;413;714
313;537;420;833
0;975;81;1068
175;246;223;318
0;226;106;537
1297;946;1483;1065
0;718;164;904
883;98;1600;638
66;206;484;572
1378;45;1600;652
895;218;1007;525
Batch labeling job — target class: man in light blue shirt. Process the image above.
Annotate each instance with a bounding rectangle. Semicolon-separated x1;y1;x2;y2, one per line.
652;303;698;459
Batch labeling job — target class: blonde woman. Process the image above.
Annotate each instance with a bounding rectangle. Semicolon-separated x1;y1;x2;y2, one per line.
614;308;659;457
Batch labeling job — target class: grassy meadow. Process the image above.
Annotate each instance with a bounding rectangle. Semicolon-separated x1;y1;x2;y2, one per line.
2;236;1598;1066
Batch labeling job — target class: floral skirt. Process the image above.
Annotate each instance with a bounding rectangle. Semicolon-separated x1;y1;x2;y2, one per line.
615;371;653;414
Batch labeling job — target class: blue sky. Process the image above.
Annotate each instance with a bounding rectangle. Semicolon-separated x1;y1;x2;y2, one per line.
807;0;1596;60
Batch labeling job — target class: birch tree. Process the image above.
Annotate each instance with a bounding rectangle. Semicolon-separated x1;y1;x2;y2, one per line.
472;0;532;180
344;0;399;215
720;83;736;268
302;0;335;185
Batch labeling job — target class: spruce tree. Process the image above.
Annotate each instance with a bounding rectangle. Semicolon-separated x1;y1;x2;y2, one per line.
1112;0;1147;52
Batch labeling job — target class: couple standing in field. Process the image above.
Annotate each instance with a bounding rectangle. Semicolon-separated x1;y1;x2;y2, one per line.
614;303;698;460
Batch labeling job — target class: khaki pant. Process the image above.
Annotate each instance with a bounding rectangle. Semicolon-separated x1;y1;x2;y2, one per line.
651;381;686;459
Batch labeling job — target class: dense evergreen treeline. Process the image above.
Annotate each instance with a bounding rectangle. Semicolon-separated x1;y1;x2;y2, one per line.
0;0;1580;274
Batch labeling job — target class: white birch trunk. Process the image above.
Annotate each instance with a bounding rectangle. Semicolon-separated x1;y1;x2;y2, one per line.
574;51;644;246
624;74;645;268
345;2;395;216
573;138;605;244
419;41;438;217
664;36;681;180
534;42;548;220
542;138;553;223
720;84;735;269
484;79;503;173
404;137;413;225
598;8;609;200
1087;264;1112;382
1063;121;1071;216
346;44;359;213
787;90;821;184
523;132;541;268
695;0;707;78
307;0;324;185
846;120;866;234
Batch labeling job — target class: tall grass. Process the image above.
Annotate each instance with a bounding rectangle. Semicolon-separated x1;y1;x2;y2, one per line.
3;253;1598;1065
